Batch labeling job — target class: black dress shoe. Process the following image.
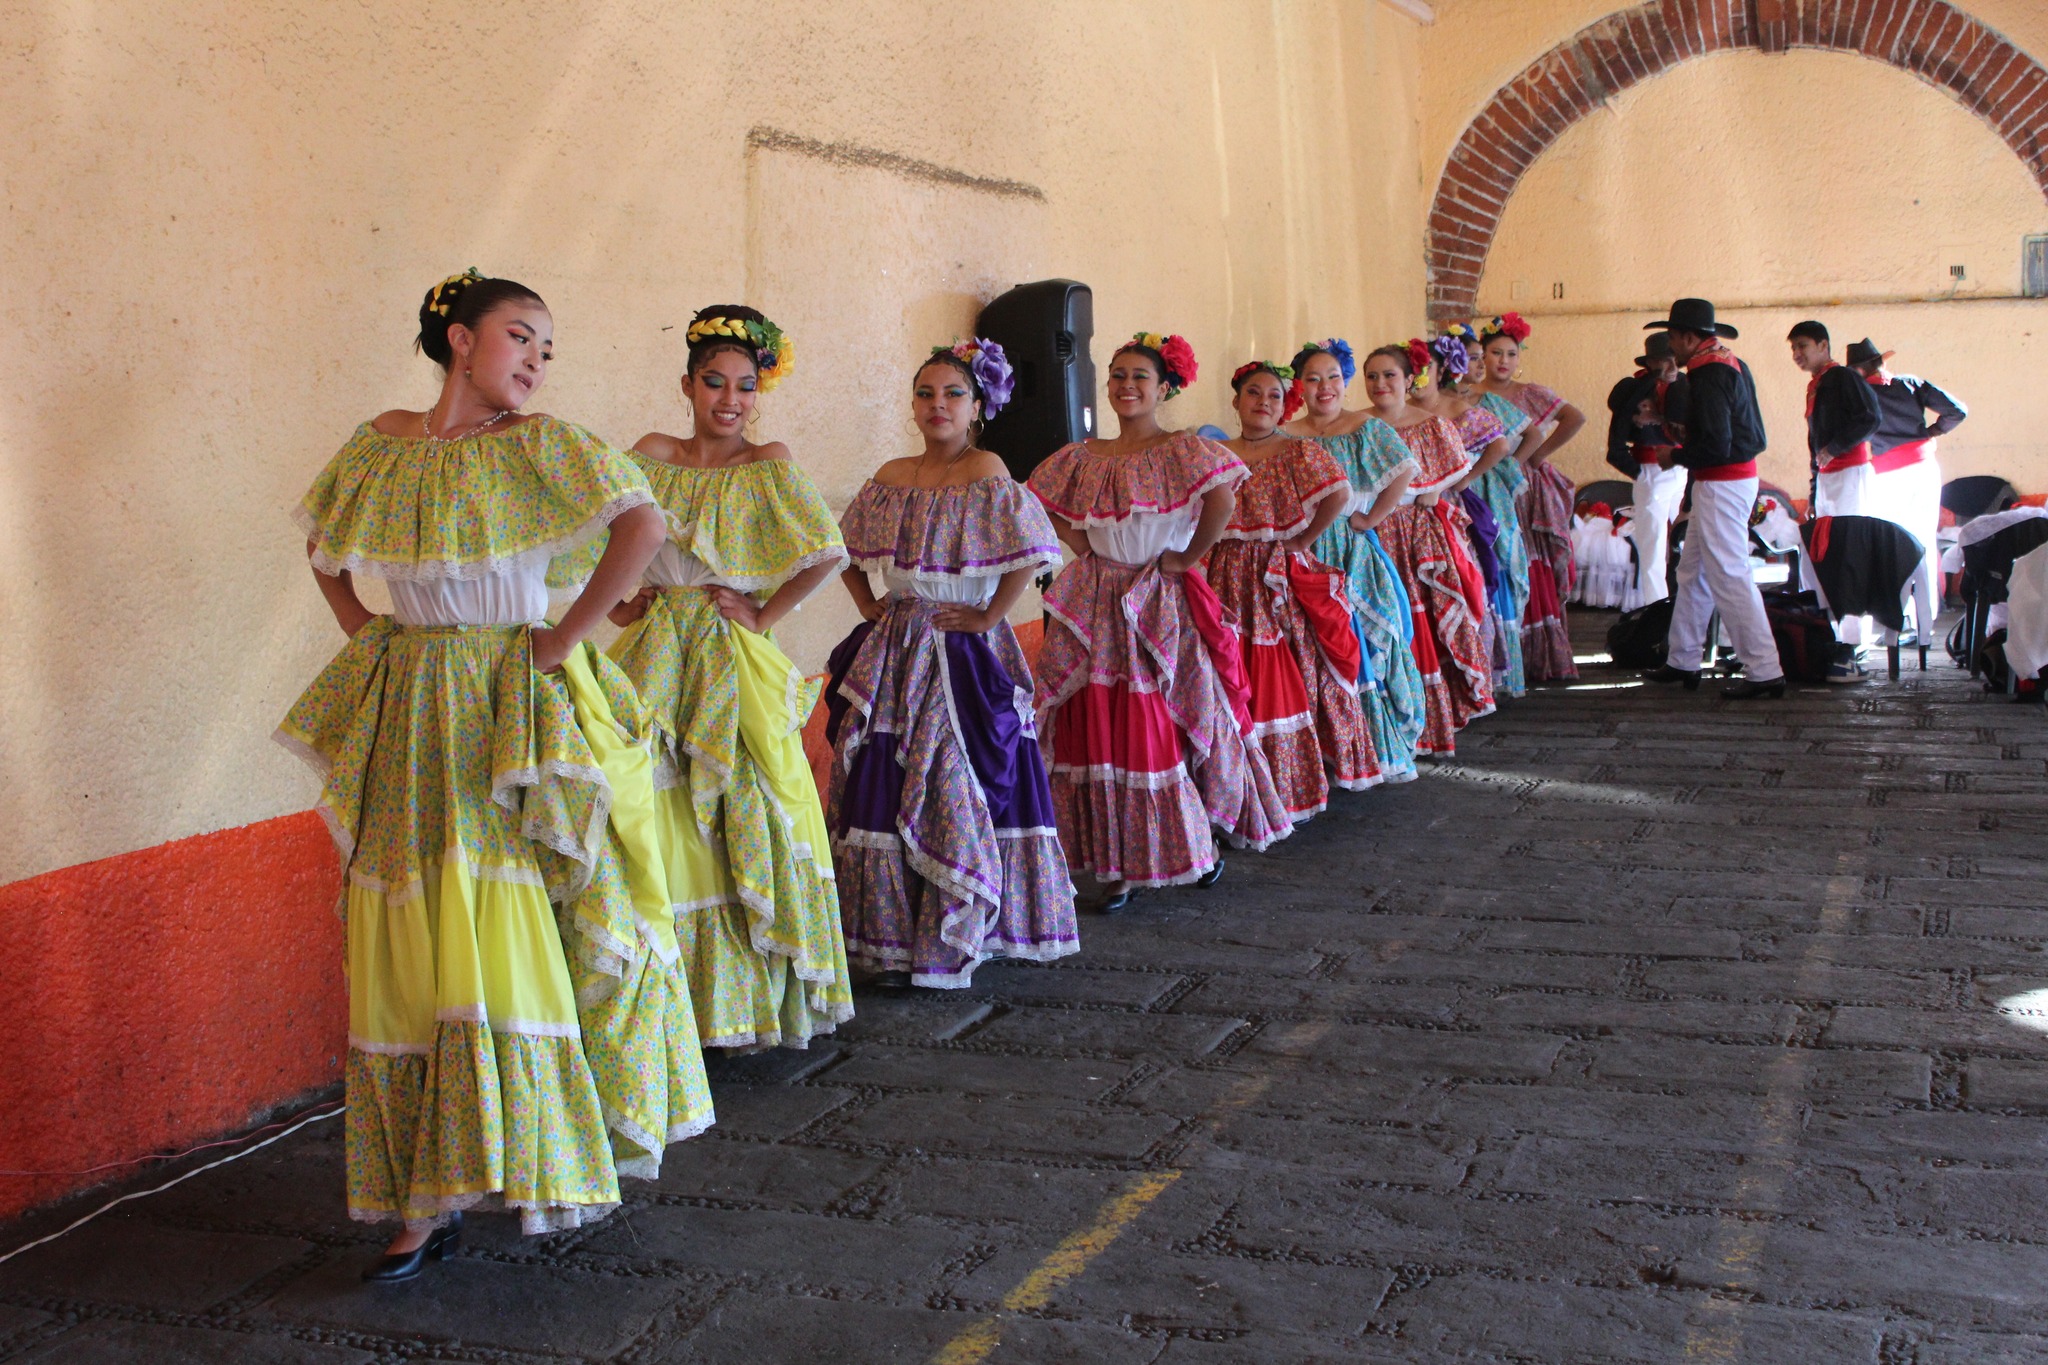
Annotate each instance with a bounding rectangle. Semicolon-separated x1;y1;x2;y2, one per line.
872;970;913;992
1195;859;1225;888
1644;665;1700;690
362;1213;461;1283
1098;885;1133;914
1722;677;1786;701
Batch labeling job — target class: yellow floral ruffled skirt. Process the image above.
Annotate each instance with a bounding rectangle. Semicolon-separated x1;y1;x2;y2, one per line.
277;619;713;1232
609;588;851;1050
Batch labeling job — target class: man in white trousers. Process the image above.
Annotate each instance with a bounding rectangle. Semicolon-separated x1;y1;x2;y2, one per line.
1789;319;1882;681
1605;331;1688;608
1847;337;1966;642
1643;299;1786;700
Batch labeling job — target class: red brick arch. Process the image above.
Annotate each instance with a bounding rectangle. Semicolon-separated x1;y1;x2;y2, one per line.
1426;0;2048;320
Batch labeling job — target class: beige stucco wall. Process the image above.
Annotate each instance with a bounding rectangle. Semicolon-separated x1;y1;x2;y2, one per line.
0;0;1427;884
1475;48;2048;494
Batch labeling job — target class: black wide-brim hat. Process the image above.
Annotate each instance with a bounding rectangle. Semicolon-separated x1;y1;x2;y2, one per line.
1634;332;1676;367
1645;297;1738;339
1844;337;1894;367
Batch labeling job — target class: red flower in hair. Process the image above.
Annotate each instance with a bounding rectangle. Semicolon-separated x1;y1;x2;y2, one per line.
1406;338;1432;376
1157;334;1199;391
1496;311;1532;344
1282;380;1306;423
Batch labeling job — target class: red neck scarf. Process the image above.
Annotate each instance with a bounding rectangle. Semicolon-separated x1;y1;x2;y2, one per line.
1686;337;1739;372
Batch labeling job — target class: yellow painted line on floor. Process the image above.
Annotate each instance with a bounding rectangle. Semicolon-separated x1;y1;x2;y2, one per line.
1682;859;1862;1362
929;1170;1182;1365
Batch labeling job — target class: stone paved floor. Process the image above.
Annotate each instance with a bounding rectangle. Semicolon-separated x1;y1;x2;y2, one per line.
5;616;2048;1363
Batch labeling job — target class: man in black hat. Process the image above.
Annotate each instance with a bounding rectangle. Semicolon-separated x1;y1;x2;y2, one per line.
1642;299;1784;699
1605;332;1687;607
1849;337;1966;637
1789;320;1882;679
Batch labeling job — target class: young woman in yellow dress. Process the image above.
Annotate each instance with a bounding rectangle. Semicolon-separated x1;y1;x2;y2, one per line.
606;305;853;1049
279;271;711;1280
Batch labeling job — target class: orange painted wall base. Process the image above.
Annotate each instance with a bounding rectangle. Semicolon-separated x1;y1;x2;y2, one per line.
0;812;346;1220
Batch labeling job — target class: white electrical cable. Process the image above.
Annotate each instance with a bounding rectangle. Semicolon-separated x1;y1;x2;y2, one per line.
0;1105;343;1267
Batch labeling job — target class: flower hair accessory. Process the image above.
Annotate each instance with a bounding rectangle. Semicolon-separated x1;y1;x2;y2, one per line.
1127;331;1199;396
1481;312;1532;346
426;268;484;317
1296;337;1357;383
1430;334;1471;378
1405;338;1434;390
1445;322;1480;347
931;337;1017;418
687;312;796;393
1230;360;1303;422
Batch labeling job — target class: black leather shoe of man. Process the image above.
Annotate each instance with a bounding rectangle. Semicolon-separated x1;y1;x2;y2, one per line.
1644;665;1700;690
1723;677;1786;701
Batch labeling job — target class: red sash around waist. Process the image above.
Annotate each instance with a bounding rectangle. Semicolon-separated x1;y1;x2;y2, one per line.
1819;442;1872;475
1692;460;1757;483
1872;438;1933;475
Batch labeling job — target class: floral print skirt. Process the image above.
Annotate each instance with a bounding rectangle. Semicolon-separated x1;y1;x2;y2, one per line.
1376;504;1496;755
276;620;710;1231
825;600;1077;987
1204;540;1379;822
1034;556;1292;887
609;589;852;1049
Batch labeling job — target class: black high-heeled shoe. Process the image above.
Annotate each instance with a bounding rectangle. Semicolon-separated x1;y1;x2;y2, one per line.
1195;859;1226;888
1098;884;1133;913
362;1212;461;1283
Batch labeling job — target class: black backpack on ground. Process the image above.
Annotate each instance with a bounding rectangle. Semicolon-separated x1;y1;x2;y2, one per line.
1761;588;1835;683
1606;599;1672;669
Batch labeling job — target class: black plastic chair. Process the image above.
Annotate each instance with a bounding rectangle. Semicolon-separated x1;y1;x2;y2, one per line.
1942;476;2019;523
1957;516;2048;679
1575;478;1634;514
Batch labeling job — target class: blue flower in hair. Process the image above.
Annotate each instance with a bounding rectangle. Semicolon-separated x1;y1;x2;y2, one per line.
1324;338;1357;383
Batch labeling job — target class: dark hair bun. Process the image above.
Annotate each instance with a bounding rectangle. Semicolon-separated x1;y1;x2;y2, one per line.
415;271;547;369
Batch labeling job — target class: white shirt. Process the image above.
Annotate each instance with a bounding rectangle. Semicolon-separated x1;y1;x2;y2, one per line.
882;567;997;605
643;543;726;589
388;563;549;627
1084;505;1198;567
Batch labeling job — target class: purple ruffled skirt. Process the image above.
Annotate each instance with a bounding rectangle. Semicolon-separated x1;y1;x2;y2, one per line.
825;598;1078;987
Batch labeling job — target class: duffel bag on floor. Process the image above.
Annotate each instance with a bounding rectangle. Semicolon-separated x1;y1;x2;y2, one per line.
1607;598;1672;669
1761;588;1835;683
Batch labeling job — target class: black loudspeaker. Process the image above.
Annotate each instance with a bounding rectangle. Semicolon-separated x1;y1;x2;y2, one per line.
976;280;1094;482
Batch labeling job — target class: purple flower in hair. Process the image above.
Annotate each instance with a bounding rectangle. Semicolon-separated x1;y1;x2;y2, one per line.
968;338;1016;418
1430;334;1470;377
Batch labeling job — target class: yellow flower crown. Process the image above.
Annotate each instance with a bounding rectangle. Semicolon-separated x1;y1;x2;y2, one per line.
685;313;795;393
